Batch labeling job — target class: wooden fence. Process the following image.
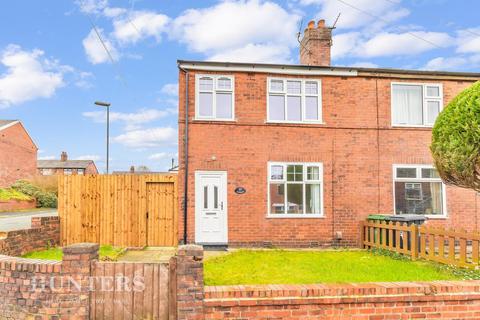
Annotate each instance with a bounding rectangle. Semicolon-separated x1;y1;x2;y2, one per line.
58;174;178;247
362;220;480;268
91;261;170;319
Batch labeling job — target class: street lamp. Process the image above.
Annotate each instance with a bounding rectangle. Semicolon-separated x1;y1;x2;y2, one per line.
95;101;111;174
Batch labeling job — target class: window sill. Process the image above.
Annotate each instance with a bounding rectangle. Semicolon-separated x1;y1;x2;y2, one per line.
391;124;433;129
192;118;237;123
425;215;448;220
266;214;325;219
265;121;326;125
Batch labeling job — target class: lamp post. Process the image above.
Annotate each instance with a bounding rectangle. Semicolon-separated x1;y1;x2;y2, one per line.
95;101;111;174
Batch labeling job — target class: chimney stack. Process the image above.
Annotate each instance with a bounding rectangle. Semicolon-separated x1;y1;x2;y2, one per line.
130;165;135;173
60;151;68;162
300;19;332;66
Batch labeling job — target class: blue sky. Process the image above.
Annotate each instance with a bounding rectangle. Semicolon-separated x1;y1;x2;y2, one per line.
1;0;479;172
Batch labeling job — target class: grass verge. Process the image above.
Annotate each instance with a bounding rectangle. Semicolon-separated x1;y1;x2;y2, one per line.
204;249;470;285
22;245;125;261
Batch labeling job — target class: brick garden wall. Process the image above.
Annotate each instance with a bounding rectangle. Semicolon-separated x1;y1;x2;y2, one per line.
0;216;60;256
0;198;36;212
178;70;480;247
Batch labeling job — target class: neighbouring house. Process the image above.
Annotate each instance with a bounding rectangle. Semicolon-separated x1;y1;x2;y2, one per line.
0;120;38;187
113;165;174;175
38;152;98;176
177;19;480;248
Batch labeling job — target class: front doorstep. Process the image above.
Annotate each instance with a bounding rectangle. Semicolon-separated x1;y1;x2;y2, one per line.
202;245;228;251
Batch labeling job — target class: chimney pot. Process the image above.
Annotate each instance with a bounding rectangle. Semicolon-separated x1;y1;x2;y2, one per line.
130;166;135;173
307;20;315;29
317;19;326;28
300;17;332;66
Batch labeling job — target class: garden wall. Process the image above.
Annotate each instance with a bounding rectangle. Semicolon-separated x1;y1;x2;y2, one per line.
0;198;36;211
0;216;59;256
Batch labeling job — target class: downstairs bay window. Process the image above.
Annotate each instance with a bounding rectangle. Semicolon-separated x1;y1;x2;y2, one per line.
393;165;446;217
268;162;323;217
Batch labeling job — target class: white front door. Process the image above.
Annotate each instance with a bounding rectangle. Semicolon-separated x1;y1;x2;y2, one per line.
195;171;228;244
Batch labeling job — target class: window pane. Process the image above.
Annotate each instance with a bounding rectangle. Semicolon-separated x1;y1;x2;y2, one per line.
287;184;303;214
287;96;301;121
270;165;284;180
396;167;417;178
307;166;320;180
427;86;440;97
199;77;213;91
305;81;318;95
305;96;319;120
395;181;443;215
287;165;303;181
427;100;440;124
199;92;213;117
269;95;285;120
287;81;301;94
270;80;283;92
203;186;208;209
214;186;218;209
216;93;232;119
217;78;231;90
270;183;285;214
421;168;440;179
392;84;423;125
306;184;321;214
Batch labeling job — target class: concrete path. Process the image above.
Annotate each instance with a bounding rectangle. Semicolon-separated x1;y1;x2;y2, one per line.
117;247;177;263
0;209;58;232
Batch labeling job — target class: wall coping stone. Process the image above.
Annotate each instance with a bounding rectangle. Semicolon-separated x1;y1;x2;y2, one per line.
63;242;99;254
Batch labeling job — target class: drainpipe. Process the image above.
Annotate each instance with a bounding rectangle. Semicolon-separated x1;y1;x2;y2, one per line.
178;62;189;244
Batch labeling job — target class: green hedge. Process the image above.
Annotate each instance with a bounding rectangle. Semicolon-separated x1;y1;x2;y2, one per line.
431;81;480;191
11;180;57;208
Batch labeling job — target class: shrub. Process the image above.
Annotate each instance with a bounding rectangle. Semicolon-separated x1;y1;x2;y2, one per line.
28;175;58;195
0;188;32;201
431;81;480;191
11;180;57;208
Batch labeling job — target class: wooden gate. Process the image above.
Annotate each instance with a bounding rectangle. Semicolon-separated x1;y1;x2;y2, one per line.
91;261;170;319
58;174;178;247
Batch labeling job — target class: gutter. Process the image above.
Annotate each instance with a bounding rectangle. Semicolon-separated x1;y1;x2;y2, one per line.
178;63;189;244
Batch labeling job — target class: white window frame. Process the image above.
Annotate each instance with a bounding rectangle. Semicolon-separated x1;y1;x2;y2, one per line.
195;74;235;121
392;164;447;219
266;78;323;124
391;82;443;127
64;168;73;175
77;169;85;175
40;168;54;176
267;162;324;218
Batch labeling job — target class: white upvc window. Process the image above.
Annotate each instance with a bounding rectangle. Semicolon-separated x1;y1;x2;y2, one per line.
393;164;447;218
267;78;322;123
77;169;85;175
64;169;73;175
195;74;234;120
40;168;54;176
391;82;443;127
268;162;323;218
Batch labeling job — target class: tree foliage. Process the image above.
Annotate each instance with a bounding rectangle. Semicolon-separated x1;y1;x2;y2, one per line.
431;81;480;191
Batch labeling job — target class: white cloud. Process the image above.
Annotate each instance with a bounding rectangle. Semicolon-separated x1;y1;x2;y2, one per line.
76;0;108;14
82;28;119;64
456;28;480;54
112;11;170;45
103;7;127;18
148;152;175;160
75;71;94;89
83;108;172;127
171;0;301;63
38;155;56;160
0;45;66;108
332;31;453;59
424;57;468;71
74;154;101;161
349;61;378;68
113;127;177;148
161;83;178;96
300;0;409;31
208;43;293;63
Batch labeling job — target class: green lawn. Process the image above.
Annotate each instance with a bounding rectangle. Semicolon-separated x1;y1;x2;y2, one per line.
22;245;125;261
204;249;466;285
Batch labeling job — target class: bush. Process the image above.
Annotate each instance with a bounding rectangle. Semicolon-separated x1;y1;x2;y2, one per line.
11;180;57;208
28;175;58;195
0;188;32;201
431;81;480;191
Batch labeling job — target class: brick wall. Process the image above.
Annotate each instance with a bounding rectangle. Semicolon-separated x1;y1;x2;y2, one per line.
0;122;37;187
178;69;480;247
0;243;97;319
0;198;36;212
0;216;60;256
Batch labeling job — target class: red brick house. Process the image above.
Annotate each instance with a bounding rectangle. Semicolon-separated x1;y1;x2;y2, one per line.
37;152;98;176
177;20;480;247
0;120;38;187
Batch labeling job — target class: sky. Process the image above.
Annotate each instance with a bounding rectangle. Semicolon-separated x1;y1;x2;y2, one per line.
1;0;479;173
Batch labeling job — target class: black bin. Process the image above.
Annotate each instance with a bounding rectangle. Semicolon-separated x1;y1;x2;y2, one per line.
384;214;427;249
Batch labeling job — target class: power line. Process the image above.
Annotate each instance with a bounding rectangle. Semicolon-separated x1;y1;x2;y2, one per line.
335;0;444;49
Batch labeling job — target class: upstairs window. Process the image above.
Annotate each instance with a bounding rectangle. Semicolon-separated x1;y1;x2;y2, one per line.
267;78;322;123
391;83;443;126
64;169;73;175
195;75;234;120
393;165;446;217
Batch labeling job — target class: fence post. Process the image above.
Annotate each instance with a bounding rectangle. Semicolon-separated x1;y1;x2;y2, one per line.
411;224;419;261
359;222;365;248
